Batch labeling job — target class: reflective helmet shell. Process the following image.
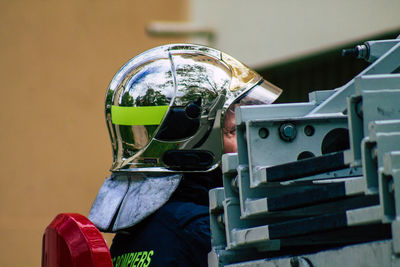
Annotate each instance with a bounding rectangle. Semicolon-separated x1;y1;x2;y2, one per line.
106;44;281;172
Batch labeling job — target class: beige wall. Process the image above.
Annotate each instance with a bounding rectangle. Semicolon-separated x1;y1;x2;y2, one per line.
190;0;400;68
0;1;188;266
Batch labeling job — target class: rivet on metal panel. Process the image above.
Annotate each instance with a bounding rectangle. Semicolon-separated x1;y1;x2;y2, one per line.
304;125;315;136
258;127;269;139
279;123;297;142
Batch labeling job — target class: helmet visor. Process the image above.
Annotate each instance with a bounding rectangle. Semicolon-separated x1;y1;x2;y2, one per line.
235;79;282;106
223;79;282;153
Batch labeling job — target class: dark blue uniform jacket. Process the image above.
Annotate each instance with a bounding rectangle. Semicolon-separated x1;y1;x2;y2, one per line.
110;169;222;267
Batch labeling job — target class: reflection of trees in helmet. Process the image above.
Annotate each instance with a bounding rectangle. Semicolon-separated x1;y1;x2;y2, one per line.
135;87;168;106
121;92;134;106
105;89;114;110
120;125;136;158
131;126;149;148
119;89;163;159
119;93;135;158
127;61;174;106
121;125;157;159
180;86;204;105
119;92;136;158
175;62;227;109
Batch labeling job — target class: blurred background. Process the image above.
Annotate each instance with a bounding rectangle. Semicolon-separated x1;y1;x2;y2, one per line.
0;0;399;265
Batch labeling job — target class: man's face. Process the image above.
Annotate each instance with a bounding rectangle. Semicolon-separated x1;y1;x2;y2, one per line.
223;108;237;153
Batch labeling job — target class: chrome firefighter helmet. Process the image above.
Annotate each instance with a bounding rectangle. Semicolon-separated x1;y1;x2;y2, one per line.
106;44;282;172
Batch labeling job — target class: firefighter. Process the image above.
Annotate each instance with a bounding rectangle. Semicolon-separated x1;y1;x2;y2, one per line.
89;44;282;266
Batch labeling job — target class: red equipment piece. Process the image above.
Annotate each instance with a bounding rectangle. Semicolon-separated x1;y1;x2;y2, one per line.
42;213;112;267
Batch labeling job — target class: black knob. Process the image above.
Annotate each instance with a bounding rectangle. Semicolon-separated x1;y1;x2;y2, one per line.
185;98;202;118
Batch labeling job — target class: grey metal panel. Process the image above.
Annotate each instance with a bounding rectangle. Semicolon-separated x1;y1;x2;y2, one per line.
346;77;400;167
366;40;400;62
225;240;393;267
221;153;239;174
235;102;316;125
345;205;382;226
363;131;400;193
362;90;400;134
209;187;228;249
306;41;400;116
379;152;400;223
210;37;400;267
245;116;348;187
355;74;400;94
231;225;280;250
